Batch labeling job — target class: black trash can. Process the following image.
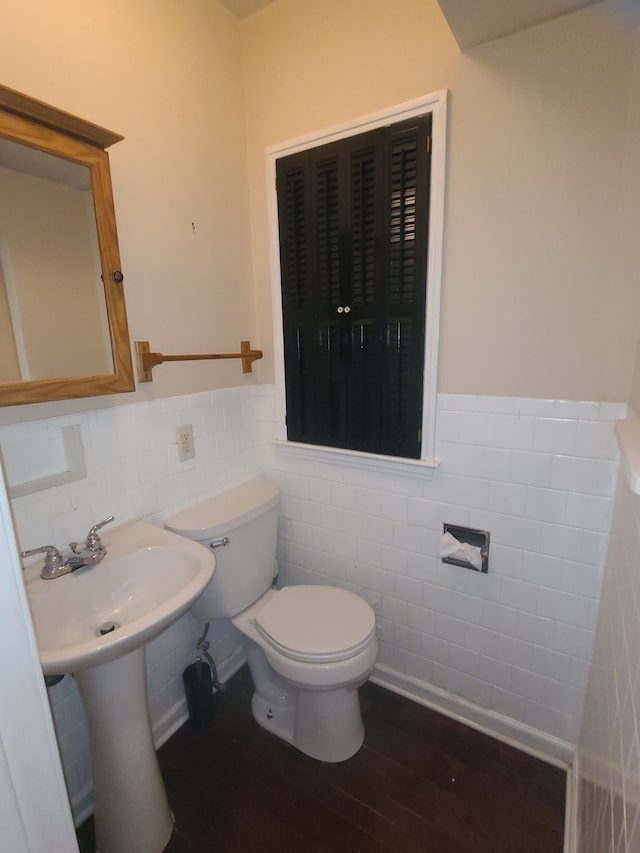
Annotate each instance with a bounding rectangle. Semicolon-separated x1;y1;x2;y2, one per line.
182;659;215;728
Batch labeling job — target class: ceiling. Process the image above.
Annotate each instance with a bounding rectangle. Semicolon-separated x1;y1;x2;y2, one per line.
218;0;602;49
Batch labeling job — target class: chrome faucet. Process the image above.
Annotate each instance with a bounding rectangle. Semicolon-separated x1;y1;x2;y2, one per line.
21;515;115;579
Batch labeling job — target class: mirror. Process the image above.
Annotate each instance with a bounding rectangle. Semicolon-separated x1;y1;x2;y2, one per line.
0;85;134;406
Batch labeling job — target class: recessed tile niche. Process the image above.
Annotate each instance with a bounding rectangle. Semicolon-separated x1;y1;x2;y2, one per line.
0;423;86;498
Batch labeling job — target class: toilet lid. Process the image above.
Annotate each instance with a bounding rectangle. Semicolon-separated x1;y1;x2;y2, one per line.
254;586;376;664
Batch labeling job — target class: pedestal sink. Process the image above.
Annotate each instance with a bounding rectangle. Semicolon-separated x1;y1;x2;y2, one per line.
23;520;216;853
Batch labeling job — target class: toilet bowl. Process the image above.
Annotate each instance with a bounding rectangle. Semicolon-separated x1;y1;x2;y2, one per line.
165;479;378;762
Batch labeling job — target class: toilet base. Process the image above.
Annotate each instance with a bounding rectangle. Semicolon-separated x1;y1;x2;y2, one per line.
293;685;365;762
245;639;365;762
251;691;296;745
250;684;364;762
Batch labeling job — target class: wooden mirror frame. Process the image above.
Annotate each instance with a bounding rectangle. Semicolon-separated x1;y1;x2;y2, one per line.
0;85;134;406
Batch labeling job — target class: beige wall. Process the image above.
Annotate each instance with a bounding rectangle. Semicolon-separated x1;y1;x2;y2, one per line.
630;320;640;408
619;25;640;415
0;0;256;424
1;0;639;423
626;17;640;414
630;346;640;414
241;0;640;402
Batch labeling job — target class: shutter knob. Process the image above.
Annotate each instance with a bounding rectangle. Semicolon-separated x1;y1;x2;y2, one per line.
344;306;351;314
337;306;344;314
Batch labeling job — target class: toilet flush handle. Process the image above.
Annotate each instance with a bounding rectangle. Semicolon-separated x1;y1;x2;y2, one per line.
209;536;230;549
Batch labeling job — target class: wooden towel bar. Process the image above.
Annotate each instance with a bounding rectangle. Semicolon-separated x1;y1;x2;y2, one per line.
135;340;263;383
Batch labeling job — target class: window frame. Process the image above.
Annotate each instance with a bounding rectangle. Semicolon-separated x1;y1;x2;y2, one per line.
266;90;447;474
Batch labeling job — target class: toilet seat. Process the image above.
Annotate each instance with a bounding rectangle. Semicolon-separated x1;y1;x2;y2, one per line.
253;585;376;664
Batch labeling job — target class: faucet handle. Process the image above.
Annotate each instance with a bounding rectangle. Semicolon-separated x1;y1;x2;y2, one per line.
20;545;65;569
85;515;115;549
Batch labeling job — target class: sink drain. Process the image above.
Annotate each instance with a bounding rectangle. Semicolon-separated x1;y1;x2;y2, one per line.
96;621;120;636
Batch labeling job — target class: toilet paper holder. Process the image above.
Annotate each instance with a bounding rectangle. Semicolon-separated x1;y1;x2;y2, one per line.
441;523;490;573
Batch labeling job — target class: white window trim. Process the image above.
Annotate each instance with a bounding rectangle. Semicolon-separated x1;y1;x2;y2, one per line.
266;90;447;470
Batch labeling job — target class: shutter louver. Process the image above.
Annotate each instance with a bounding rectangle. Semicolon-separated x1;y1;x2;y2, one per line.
389;134;418;305
282;166;309;312
315;156;341;310
350;148;377;308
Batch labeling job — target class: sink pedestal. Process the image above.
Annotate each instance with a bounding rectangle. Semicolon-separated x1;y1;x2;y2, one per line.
24;519;216;851
76;646;173;853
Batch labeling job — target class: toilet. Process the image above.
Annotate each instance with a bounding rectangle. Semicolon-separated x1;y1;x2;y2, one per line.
165;479;378;762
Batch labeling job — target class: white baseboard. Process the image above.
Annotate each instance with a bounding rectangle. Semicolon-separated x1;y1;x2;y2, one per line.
154;643;248;742
218;644;247;681
153;697;190;749
565;752;578;853
371;663;576;767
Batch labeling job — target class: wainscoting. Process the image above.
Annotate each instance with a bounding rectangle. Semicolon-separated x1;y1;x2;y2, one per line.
0;386;621;821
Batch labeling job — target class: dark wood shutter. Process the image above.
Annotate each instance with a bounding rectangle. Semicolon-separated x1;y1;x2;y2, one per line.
277;114;432;458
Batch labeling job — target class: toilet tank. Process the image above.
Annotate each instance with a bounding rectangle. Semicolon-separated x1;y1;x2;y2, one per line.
165;479;280;621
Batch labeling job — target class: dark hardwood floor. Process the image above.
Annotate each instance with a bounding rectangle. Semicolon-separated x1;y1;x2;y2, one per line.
77;666;565;852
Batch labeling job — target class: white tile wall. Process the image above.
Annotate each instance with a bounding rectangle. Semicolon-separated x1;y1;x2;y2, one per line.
0;387;624;820
576;468;640;852
0;384;277;820
271;393;624;746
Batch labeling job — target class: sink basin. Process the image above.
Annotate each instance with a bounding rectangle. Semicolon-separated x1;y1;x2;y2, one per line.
22;519;216;853
25;520;216;675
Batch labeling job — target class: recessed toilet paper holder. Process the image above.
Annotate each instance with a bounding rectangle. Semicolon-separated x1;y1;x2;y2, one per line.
441;523;490;573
